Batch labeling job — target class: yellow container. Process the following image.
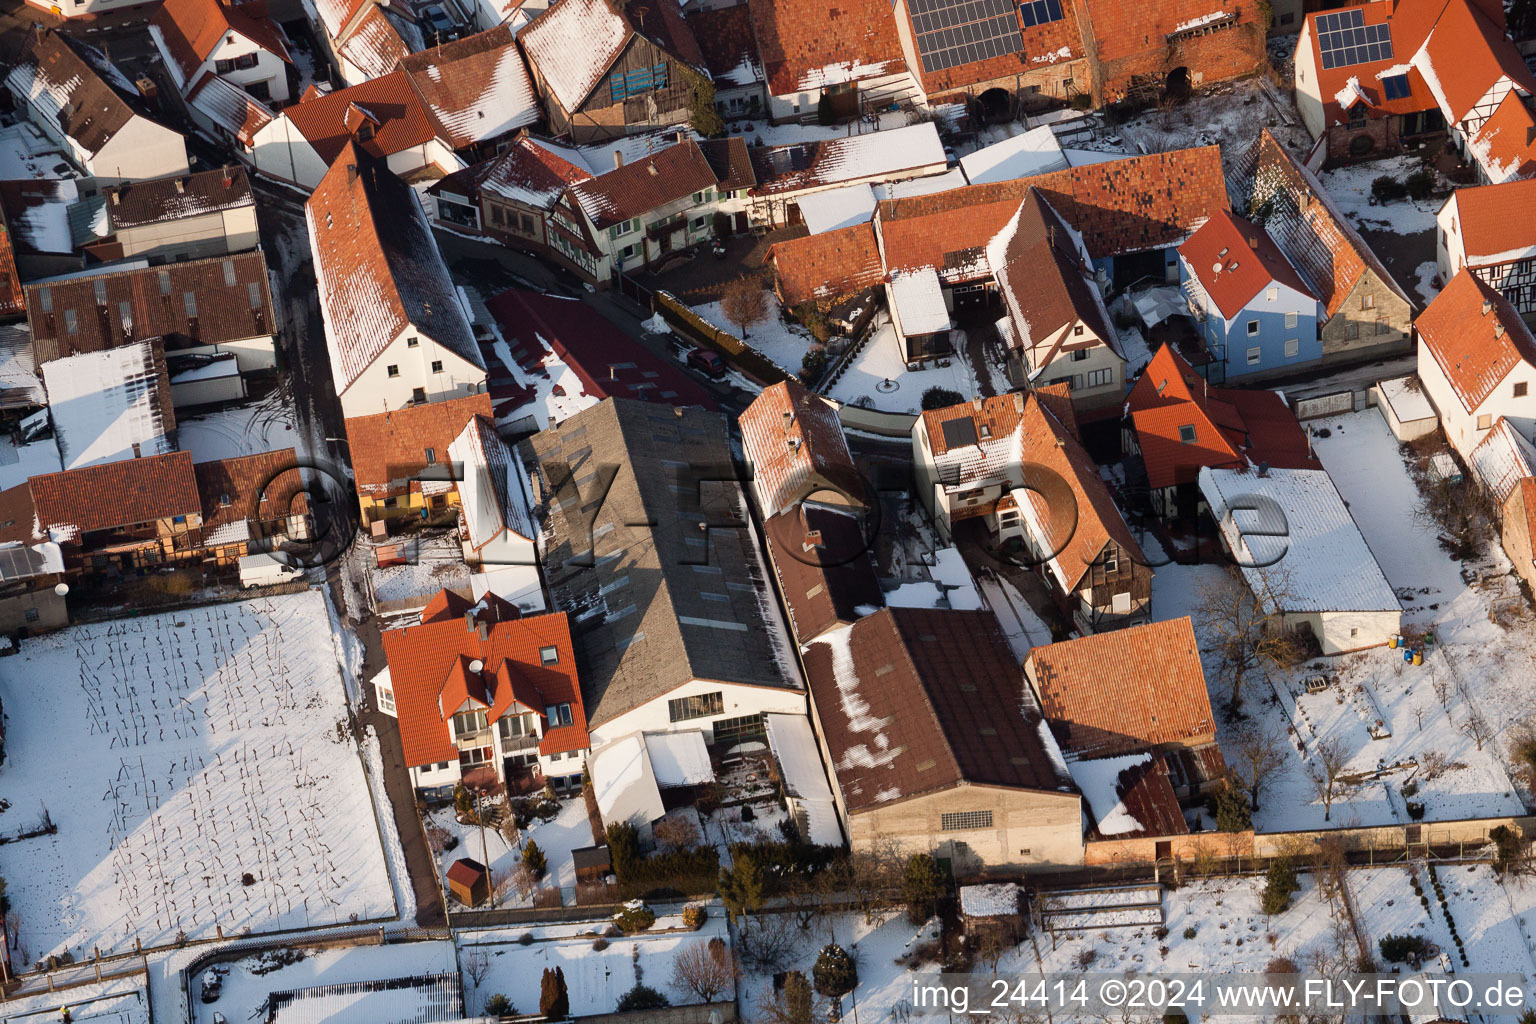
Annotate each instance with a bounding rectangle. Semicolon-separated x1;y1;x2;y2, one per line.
1412;651;1423;666
1388;636;1399;649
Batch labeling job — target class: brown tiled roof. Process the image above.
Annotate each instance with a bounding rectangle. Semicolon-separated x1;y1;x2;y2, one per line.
194;448;309;537
1415;0;1536;126
396;26;539;148
345;392;493;494
688;3;762;85
765;503;882;643
1082;0;1256;63
1179;209;1316;320
151;0;291;87
280;70;439;165
906;11;1081;94
566;141;718;229
5;27;145;159
336;5;413;82
0;215;22;318
307;144;483;392
24;252;277;365
103;166;255;230
625;0;706;71
747;0;905;97
462;135;593;211
769;222;882;306
1416;268;1536;412
186;71;276;146
739;379;862;518
1026;617;1213;759
0;483;38;545
803;607;1073;813
30;451;201;536
880;147;1228;272
1230;130;1412;318
698;137;756;192
1083;755;1188;840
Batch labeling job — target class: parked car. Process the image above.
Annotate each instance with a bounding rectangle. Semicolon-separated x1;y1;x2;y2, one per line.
420;4;456;41
239;553;303;589
686;348;726;378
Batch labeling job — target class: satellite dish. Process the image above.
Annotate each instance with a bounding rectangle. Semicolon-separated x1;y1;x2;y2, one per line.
54;582;69;597
468;659;484;673
1212;262;1223;274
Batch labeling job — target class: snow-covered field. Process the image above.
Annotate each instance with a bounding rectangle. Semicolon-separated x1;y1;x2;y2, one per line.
176;393;305;464
192;939;460;1024
460;911;728;1017
0;974;151;1024
0;592;396;961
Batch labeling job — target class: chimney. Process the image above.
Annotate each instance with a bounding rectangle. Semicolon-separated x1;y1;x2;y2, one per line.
346;162;358;185
1496;322;1506;338
1012;392;1025;412
648;161;659;177
1257;461;1271;477
1483;299;1494;315
673;406;684;417
174;178;185;194
971;396;983;411
110;191;119;206
613;150;624;169
782;409;794;429
802;529;824;552
222;168;233;188
1248;235;1258;249
464;609;476;632
478;620;490;642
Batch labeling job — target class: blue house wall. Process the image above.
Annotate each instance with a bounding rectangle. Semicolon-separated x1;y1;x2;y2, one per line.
1180;263;1322;381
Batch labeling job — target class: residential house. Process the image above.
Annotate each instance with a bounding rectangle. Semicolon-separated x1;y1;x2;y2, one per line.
185;73;278;157
912;391;1153;633
94;167;261;265
519;0;710;143
519;398;805;750
1415;268;1536;462
0;180;93;282
29;451;205;574
150;0;294;106
746;0;918;123
380;588;590;796
428;135;594;249
0;484;68;634
1124;344;1319;519
1229;130;1414;364
306;144;487;418
23;252;280;398
738;379;864;520
26;0;154;19
252;28;539;189
767;222;884;310
5;27;190;184
345;392;493;522
1437;178;1536;323
306;0;420;87
687;2;767;121
1293;0;1536;182
763;501;883;644
1178;209;1323;381
888;0;1084;110
802;606;1081;875
41;341;177;470
744;123;948;229
987;188;1122;413
1199;465;1402;654
447;412;544;612
193;448;312;565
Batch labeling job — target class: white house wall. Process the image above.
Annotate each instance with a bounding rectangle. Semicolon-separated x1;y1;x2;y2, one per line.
115;205;262;262
337;326;486;418
252;118;328;188
1436;196;1465;283
1418;333;1536;461
1284;608;1401;654
585;678;807;749
84;120;190;184
1292;20;1325;139
202;33;292;104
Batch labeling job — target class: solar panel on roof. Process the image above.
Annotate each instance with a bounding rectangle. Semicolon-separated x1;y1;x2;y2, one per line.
911;0;1023;75
1316;7;1393;70
940;417;979;449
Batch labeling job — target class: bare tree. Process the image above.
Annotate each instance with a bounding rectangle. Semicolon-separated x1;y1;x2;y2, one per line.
1463;708;1494;752
1431;670;1453;711
670;938;740;1003
1195;571;1306;711
1306;737;1354;823
653;815;701;853
735;913;799;974
509;863;540;902
1412;701;1428;732
754;970;831;1024
1230;720;1290;810
720;276;768;339
975;928;1012;974
463;948;491;1003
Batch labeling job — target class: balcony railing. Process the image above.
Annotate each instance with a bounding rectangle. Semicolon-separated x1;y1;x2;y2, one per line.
498;732;539;752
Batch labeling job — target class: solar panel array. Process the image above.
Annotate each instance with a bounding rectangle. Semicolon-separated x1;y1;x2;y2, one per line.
1316;8;1393;70
910;0;1023;74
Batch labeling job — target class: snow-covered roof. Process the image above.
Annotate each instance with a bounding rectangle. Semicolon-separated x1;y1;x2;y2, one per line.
589;733;664;825
41;340;175;471
644;730;714;787
763;712;842;847
1375;374;1436;425
1068;752;1151;837
796;183;877;234
1199;466;1401;614
5;27;149;160
399;27;539;148
447;414;534;551
959;883;1021;918
1468;417;1536;505
887;268;950;337
873;166;967;200
187;70;275;146
750;122;947;197
519;0;632;112
959;125;1068;186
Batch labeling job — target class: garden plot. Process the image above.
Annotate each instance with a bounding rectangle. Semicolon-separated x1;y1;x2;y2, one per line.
690;292;812;378
192;940;460;1024
0;592;396;962
825;316;985;412
0;975;149;1024
1318;155;1440;236
459;913;729;1017
428;796;596;907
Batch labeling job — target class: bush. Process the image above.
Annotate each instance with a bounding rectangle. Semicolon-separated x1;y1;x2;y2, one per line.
1492;825;1523;875
922;386;965;411
1261;859;1299;915
483;993;514;1016
683;905;707;930
539;966;569;1019
623;847;720;895
1402;780;1420;798
592;936;608;951
614;902;657;934
606;821;641;881
1213;785;1252;832
1183;926;1198;940
1379;933;1431;963
1406;800;1426;820
521;840;546;880
616;983;670;1012
901;853;946;925
518;932;535;946
1405;168;1436;201
1371;175;1408;202
813;944;858;998
800;346;828;383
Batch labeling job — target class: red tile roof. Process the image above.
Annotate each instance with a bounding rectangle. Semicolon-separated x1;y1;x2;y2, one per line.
103;166;254;230
194;448;309;540
336;5;413;82
1302;1;1435;127
382;597;587;768
688;2;763;85
747;0;906;97
151;0;291;88
566;140;719;229
1083;754;1188;840
802;607;1073;813
1180;209;1316;320
1414;0;1536;126
1468;90;1536;185
0;215;22;318
1416;268;1536;411
1449;176;1536;263
1026;617;1213;759
1127;345;1319;490
30;451;201;537
396;26;539;148
768;222;882;306
346;392;493;495
738;379;861;518
280;70;439;165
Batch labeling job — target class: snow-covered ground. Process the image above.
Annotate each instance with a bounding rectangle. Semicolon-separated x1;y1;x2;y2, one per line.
430;796;595;908
1318;155;1440;235
690;292;808;377
0;437;62;490
459;911;728;1017
192;939;460;1024
0;974;150;1024
176;393;306;464
367;533;472;607
0;592;397;962
826;316;984;412
1413;260;1442;305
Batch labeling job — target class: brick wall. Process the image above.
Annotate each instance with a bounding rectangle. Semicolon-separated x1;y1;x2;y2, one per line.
1325;117;1399;164
1096;22;1266;104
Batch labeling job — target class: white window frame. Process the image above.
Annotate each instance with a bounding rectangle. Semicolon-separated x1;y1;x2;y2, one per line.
1246;346;1262;365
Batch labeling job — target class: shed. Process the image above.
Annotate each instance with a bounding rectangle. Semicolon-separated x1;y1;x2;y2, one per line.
959;883;1025;942
1372;375;1438;442
446;857;489;908
571;845;612;885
